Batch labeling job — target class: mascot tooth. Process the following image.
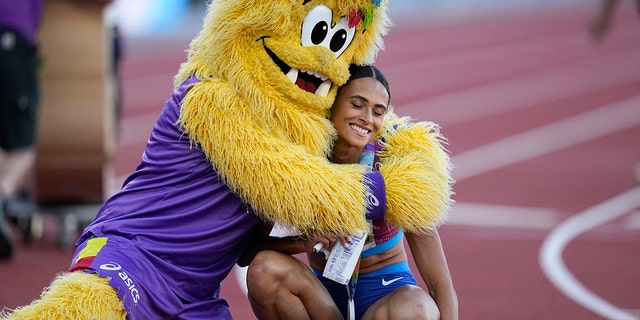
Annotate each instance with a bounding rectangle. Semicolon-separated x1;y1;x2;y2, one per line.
2;0;452;319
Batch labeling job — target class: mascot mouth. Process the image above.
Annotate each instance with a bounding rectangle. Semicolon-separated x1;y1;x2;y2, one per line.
264;45;332;97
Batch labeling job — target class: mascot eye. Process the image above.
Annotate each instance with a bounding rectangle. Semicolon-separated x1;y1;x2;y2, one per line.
330;30;347;51
311;22;329;45
302;5;356;58
328;17;355;57
302;6;332;47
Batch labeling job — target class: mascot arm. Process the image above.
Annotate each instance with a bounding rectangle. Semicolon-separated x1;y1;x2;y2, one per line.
378;113;454;234
179;81;373;235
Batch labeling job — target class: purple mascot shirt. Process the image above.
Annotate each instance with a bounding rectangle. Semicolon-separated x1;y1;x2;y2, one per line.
69;76;387;319
70;77;260;319
0;0;43;44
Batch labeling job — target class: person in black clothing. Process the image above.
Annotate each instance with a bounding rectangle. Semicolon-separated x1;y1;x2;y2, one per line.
0;0;43;260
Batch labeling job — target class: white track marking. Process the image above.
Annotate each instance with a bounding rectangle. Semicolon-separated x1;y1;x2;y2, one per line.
400;48;640;127
448;203;557;228
539;187;640;320
452;95;640;181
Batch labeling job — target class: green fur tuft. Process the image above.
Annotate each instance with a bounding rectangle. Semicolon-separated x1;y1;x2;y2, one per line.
362;4;376;29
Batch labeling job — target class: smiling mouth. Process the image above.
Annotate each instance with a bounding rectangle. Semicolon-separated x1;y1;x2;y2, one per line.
264;44;332;97
350;124;370;135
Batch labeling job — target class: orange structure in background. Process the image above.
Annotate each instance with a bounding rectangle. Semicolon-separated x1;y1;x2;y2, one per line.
35;0;116;205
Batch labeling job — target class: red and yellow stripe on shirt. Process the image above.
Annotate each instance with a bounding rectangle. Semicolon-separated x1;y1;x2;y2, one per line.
70;237;107;272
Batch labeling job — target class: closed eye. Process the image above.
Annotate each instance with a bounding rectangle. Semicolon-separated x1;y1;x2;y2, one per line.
374;105;387;116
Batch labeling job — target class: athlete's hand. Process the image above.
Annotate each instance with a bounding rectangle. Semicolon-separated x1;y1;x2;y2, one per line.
306;233;352;254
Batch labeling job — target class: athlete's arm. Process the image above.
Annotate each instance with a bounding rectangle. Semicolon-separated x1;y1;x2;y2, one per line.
405;230;459;320
238;222;348;267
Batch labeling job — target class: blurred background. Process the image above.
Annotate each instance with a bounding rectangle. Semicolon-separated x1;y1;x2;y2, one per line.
1;0;639;319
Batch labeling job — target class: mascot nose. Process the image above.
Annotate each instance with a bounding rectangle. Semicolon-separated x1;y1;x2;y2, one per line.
316;48;337;67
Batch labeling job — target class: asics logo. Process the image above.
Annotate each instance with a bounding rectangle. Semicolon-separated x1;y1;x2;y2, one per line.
367;192;379;207
381;277;402;286
99;262;141;304
99;262;122;271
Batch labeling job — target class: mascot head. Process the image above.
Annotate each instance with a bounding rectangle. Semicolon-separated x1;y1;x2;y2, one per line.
176;0;390;118
174;0;393;234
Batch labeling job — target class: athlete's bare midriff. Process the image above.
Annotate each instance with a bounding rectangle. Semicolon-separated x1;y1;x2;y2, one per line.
308;239;407;275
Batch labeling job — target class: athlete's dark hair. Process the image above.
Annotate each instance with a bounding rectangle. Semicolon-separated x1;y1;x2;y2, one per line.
339;64;391;105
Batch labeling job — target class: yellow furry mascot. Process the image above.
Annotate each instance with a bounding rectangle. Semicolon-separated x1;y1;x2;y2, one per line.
2;0;452;319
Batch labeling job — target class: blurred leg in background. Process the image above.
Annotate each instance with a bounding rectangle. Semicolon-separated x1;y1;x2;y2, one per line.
590;0;640;41
0;0;44;260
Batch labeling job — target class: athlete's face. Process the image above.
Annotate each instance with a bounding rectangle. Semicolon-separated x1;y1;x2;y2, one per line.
330;77;389;150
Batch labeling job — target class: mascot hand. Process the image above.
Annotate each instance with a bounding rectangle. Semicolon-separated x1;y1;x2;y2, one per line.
378;112;454;234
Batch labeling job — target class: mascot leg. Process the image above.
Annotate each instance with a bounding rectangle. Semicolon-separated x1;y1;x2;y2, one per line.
1;272;126;320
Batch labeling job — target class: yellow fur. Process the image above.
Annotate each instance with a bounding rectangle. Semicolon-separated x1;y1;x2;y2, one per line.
378;113;454;233
179;79;371;234
174;0;392;235
1;272;126;320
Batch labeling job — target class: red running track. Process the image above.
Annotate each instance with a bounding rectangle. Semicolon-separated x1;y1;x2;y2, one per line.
2;3;639;319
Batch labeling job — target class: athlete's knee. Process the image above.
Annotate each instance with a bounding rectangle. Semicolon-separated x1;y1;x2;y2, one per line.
389;285;440;320
246;250;297;298
247;250;290;281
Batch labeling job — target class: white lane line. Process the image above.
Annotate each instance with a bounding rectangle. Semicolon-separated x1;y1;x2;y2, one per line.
539;186;640;320
451;94;640;181
400;47;640;127
447;202;557;228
